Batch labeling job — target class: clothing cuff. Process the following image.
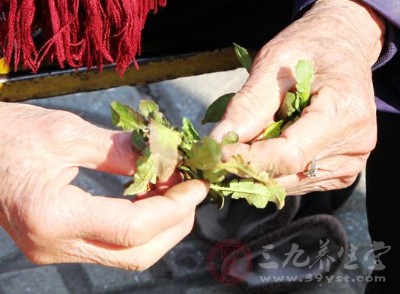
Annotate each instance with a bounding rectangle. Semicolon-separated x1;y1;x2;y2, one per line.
293;0;400;70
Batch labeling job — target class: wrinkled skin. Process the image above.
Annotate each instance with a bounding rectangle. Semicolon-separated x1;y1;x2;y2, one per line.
0;102;208;270
0;0;386;270
211;0;385;195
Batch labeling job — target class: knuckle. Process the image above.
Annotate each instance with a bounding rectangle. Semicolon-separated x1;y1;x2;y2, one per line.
338;176;358;189
182;213;195;235
125;255;150;271
123;223;142;246
118;216;145;247
234;88;267;117
24;250;49;265
41;110;81;133
36;110;92;152
279;144;306;175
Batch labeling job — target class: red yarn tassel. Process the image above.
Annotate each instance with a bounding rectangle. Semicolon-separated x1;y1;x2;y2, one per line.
0;0;167;76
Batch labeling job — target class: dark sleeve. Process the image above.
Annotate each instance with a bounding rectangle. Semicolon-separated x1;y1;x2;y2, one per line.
293;0;400;70
294;0;399;27
294;0;400;113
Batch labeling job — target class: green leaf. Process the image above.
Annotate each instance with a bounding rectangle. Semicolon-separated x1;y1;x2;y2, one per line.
139;99;170;126
202;92;235;124
219;155;273;185
222;131;239;145
233;43;253;72
182;118;201;140
180;117;201;153
202;168;227;183
185;136;222;171
208;189;225;210
110;101;146;132
295;60;314;109
211;178;285;209
139;100;159;119
131;129;147;151
149;119;182;182
262;120;284;140
178;165;199;180
124;148;156;195
277;92;298;120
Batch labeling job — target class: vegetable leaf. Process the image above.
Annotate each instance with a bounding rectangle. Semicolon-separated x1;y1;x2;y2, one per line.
131;129;147;151
185;137;222;171
124;148;156;195
262;120;284;140
112;45;315;210
149;119;182;181
222;131;239;145
139;99;170;127
211;179;282;209
219;155;274;185
277;92;297;121
110;101;146;132
139;100;159;119
233;42;253;72
202;92;235;124
295;60;314;109
180;117;201;154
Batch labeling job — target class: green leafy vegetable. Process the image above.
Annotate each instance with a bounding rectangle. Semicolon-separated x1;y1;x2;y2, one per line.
295;59;314;109
110;101;146;132
222;131;239;145
123;148;156;195
276;59;314;124
201;92;235;124
211;179;285;209
111;100;283;209
262;120;284;140
233;42;253;73
111;44;315;211
149;119;182;181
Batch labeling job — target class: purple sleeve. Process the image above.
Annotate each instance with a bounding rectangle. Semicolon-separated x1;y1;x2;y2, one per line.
293;0;400;69
294;0;399;28
294;0;400;114
361;1;400;29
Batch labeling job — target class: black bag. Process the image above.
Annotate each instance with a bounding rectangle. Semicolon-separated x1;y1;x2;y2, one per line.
194;176;359;293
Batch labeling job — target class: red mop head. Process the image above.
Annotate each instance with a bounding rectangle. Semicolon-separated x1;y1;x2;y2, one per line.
0;0;166;75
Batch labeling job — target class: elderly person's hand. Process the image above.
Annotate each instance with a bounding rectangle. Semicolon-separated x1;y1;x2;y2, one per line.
0;102;208;270
211;0;385;195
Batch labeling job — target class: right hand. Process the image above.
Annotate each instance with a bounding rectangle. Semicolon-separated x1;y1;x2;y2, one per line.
211;0;385;195
0;102;208;270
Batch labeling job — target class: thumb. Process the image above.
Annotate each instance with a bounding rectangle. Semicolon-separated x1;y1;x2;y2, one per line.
61;116;140;176
210;64;291;142
74;180;209;247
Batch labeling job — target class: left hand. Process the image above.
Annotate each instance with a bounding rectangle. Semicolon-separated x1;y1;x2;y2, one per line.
0;102;208;270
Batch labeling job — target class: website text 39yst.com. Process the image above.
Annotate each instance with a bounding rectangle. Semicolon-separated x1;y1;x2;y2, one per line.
259;274;386;284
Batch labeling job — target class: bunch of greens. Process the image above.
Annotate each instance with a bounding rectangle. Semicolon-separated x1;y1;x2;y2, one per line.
110;44;314;210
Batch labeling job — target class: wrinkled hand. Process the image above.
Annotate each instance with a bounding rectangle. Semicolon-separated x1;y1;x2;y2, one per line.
0;102;208;270
211;0;385;195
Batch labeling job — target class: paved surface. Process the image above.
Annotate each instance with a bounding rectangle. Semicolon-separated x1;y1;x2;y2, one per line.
0;69;374;293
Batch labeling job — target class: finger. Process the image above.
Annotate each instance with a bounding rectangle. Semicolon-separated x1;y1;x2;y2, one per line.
69;180;208;247
276;154;366;195
210;64;294;142
153;171;184;195
135;171;184;200
33;108;139;176
220;93;344;175
71;125;140;176
72;215;194;271
277;174;359;196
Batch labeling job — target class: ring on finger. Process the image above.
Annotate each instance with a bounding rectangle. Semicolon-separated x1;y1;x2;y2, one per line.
304;158;318;178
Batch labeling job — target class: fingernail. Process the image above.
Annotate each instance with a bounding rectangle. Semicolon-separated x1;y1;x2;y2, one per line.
210;120;235;142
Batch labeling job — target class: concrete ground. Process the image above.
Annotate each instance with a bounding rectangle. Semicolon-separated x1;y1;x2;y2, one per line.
0;68;374;293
